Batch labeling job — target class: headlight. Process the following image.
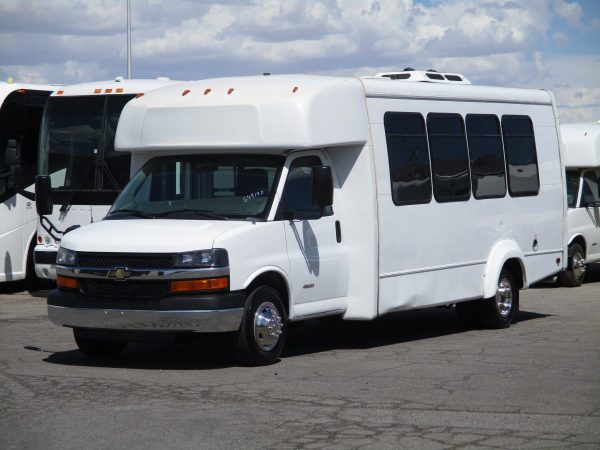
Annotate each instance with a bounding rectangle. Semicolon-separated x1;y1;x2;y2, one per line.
174;249;228;268
56;247;76;266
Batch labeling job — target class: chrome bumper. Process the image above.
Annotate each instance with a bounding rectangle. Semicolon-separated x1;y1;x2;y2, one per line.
48;304;243;333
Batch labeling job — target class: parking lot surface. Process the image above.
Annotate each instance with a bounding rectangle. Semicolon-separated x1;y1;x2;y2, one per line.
1;267;599;449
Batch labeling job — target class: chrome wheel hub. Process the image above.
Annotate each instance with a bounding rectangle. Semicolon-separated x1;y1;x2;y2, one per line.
572;252;586;280
253;302;283;351
496;277;513;318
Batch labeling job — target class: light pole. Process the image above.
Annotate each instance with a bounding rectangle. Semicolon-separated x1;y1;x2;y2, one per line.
127;0;132;79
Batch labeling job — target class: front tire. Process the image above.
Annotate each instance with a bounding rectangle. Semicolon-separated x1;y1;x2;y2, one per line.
558;243;586;287
476;269;519;329
235;286;286;366
73;329;127;359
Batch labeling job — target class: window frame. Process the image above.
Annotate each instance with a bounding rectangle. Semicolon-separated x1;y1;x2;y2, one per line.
501;115;540;197
465;113;507;200
383;111;433;206
426;112;472;203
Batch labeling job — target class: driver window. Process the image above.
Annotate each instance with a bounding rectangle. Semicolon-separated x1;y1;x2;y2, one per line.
277;155;332;220
582;170;600;206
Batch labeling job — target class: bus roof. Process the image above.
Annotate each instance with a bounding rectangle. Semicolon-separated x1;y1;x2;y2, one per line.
115;74;369;153
0;82;56;105
115;73;554;154
50;77;178;97
561;122;600;168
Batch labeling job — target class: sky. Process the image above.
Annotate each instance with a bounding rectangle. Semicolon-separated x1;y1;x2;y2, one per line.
1;0;599;122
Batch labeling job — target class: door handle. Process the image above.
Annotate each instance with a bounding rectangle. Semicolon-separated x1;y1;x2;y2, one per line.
335;220;341;243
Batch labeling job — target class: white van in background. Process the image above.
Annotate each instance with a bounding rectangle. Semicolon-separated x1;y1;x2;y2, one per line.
0;82;54;285
34;77;178;280
40;71;566;365
560;122;600;286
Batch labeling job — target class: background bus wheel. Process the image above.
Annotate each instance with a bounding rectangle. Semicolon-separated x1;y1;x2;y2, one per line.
477;269;518;329
73;329;127;359
235;286;286;366
559;243;586;287
456;300;481;329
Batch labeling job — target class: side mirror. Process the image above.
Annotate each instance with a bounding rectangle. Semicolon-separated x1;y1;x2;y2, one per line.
35;175;53;216
312;166;333;208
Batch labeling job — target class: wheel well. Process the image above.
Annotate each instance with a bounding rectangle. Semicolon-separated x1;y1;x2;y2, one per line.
503;258;524;289
569;236;586;257
245;272;290;317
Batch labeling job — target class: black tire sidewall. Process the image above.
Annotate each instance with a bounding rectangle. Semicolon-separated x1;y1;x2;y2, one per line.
236;286;286;366
561;243;585;287
478;269;518;328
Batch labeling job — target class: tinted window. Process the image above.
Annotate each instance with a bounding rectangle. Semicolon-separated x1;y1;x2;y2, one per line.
427;113;471;202
278;155;332;219
581;170;600;206
384;112;431;205
466;114;506;199
102;95;136;189
566;170;580;208
502;115;539;196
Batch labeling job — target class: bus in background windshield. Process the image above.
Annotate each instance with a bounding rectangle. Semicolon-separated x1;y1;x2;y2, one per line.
34;78;178;280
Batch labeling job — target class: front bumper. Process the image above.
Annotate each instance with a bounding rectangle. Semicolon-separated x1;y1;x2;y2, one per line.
34;249;58;279
47;289;245;333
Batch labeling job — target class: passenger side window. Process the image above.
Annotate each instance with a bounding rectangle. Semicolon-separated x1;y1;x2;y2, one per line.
501;115;539;197
384;112;432;205
427;113;471;202
582;170;600;206
278;155;332;220
466;114;506;199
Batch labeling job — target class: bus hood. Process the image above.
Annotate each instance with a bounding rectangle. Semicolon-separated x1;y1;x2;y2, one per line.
59;219;251;253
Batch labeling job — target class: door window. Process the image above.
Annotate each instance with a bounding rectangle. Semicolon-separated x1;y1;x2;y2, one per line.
278;155;332;220
581;170;600;206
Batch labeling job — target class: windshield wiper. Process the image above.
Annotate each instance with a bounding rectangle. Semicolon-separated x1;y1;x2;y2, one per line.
108;208;157;219
154;209;229;220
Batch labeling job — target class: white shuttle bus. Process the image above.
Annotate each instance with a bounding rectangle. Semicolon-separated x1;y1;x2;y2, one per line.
34;78;177;280
41;71;566;365
0;82;54;284
560;122;600;286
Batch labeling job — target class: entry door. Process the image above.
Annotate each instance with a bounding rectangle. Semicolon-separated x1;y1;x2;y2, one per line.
280;153;346;305
581;169;600;260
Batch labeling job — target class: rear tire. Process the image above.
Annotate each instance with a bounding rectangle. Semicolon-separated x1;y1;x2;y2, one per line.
73;329;127;359
476;269;519;329
558;243;586;287
235;286;286;366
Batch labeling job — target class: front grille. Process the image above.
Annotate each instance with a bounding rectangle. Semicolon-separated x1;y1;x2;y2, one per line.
79;279;169;298
77;253;174;269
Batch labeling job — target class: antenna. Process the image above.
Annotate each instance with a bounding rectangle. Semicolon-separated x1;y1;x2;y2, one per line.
127;0;132;79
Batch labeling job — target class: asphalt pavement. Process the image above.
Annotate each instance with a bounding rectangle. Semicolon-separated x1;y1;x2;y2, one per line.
1;267;599;449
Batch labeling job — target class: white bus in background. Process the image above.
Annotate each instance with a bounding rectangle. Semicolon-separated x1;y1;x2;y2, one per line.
34;77;178;280
560;122;600;286
42;71;566;365
0;82;54;285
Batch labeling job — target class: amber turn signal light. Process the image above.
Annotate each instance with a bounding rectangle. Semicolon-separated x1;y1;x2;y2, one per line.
57;275;78;290
170;277;228;292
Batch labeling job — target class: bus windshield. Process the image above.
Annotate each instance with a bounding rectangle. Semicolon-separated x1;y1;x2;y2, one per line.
38;95;135;193
108;155;284;220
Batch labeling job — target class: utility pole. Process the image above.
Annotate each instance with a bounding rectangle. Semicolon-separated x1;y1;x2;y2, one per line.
127;0;132;79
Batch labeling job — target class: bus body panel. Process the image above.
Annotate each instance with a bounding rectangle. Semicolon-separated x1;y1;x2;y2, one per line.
0;84;54;283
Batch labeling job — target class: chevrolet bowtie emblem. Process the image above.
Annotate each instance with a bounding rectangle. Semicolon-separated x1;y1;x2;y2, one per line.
109;267;131;281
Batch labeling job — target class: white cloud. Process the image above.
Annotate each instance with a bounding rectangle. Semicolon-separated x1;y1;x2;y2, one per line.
554;0;584;27
0;0;599;121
